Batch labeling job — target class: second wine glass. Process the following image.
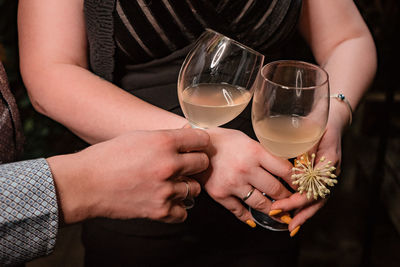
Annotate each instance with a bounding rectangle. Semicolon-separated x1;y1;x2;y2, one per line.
250;60;330;230
178;29;264;129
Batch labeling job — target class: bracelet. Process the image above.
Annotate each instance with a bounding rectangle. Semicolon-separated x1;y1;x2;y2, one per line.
330;93;353;125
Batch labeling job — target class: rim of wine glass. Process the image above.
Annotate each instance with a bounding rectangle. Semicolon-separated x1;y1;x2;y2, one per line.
260;60;329;90
204;28;264;58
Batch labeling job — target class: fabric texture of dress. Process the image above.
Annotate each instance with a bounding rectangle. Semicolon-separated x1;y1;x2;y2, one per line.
83;1;302;266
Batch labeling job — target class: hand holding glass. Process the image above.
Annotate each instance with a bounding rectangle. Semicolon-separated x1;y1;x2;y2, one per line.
177;29;264;208
250;60;330;230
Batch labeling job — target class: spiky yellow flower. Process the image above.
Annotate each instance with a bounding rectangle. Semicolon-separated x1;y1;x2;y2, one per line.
291;153;338;200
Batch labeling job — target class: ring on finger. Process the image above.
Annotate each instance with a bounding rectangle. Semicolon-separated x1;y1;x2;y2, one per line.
242;187;255;202
182;180;191;199
181;180;195;209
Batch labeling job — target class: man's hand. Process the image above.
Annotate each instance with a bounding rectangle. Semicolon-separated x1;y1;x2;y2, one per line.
47;128;210;224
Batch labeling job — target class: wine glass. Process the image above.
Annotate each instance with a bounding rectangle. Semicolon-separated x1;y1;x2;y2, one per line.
250;60;330;230
178;28;264;129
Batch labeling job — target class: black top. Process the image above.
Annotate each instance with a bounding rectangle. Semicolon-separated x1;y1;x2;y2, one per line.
84;0;302;81
113;0;302;65
110;0;303;113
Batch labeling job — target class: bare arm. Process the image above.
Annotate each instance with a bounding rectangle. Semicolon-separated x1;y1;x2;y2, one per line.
300;0;377;127
271;0;377;234
18;0;187;144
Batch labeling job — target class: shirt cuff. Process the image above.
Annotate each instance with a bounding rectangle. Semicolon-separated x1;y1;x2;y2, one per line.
0;158;59;266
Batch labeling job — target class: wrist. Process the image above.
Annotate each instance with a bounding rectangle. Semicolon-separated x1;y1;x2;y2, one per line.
330;93;353;123
200;127;219;156
328;98;352;130
47;153;93;224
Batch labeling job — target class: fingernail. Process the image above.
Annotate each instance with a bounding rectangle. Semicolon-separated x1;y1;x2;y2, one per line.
269;209;282;216
280;215;292;224
290;225;301;237
246;219;256;228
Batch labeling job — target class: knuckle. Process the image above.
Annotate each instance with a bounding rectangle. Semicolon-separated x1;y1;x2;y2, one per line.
282;165;293;179
199;153;210;170
190;181;201;197
158;183;174;199
252;198;268;210
230;206;246;220
222;173;242;188
208;187;228;200
268;182;283;197
195;129;210;146
156;160;178;179
153;206;170;220
224;177;238;188
174;210;188;223
235;162;249;176
248;141;262;155
157;131;175;148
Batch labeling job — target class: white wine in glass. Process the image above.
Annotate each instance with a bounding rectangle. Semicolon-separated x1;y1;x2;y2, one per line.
250;60;330;230
253;115;324;159
180;83;253;128
178;29;264;129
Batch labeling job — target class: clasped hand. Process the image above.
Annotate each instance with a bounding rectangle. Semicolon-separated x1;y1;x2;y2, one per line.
195;126;341;233
194;127;294;225
49;128;210;225
270;117;343;232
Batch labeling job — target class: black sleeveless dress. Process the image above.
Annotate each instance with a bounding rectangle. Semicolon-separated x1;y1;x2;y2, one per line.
82;1;303;266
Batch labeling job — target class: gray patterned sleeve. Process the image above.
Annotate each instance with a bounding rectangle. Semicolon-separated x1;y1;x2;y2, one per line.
0;159;59;266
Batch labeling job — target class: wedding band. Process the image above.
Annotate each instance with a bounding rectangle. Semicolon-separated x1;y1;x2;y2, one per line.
242;187;255;202
183;180;191;200
181;180;195;209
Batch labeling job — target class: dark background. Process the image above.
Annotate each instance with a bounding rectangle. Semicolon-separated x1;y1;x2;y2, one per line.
1;0;399;266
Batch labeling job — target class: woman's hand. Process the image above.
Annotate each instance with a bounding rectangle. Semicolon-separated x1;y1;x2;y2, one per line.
273;0;376;236
270;105;347;235
194;127;294;227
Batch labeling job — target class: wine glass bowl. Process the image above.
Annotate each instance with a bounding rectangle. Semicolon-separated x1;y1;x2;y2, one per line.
250;60;330;230
252;60;330;159
178;29;264;129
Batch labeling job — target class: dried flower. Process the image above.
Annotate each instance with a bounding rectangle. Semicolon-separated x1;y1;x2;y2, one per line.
291;153;338;200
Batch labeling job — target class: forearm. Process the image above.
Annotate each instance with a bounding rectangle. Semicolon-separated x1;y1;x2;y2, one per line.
300;0;377;129
18;0;186;144
23;63;187;144
322;34;377;128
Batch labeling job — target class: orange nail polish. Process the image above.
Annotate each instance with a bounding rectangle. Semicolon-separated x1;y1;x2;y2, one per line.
280;215;292;224
269;209;282;216
290;226;301;237
246;219;256;228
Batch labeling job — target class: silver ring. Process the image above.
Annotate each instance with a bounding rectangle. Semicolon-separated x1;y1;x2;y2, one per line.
183;180;191;200
182;180;194;209
242;187;255;202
